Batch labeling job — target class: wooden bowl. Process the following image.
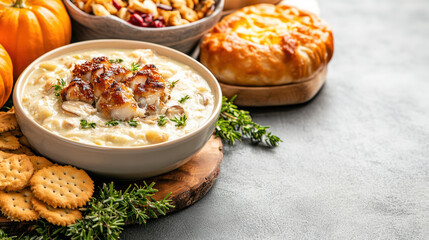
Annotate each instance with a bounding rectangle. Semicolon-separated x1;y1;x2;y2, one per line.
63;0;224;54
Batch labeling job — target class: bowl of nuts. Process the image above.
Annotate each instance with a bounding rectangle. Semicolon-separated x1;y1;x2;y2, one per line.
63;0;224;53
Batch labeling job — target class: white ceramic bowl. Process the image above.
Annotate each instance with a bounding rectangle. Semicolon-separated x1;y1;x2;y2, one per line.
63;0;224;54
13;40;222;179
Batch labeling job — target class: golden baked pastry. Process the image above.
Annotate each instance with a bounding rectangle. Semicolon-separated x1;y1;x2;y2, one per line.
200;4;334;86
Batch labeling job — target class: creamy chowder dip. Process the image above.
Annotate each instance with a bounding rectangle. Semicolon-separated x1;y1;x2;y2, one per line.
22;49;214;147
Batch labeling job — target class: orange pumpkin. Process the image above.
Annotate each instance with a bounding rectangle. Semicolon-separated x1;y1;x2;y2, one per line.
0;0;72;79
0;44;13;107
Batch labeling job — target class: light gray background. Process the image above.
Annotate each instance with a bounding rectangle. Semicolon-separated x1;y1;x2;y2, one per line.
122;0;429;239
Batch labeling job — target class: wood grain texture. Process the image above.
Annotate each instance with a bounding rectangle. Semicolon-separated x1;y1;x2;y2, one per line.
0;136;223;232
219;65;327;107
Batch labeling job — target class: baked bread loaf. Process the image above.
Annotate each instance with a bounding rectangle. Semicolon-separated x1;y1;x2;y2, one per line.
200;4;334;86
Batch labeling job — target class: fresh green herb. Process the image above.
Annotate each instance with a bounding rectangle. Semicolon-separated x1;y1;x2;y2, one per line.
169;80;180;89
216;96;282;147
178;95;190;104
0;96;13;112
54;78;67;97
158;115;168;126
109;58;124;64
170;115;187;127
106;119;120;126
80;119;96;129
129;62;141;73
12;182;174;240
0;229;15;240
127;119;139;127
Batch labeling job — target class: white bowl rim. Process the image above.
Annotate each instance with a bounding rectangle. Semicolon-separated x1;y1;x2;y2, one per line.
64;0;225;32
13;39;222;151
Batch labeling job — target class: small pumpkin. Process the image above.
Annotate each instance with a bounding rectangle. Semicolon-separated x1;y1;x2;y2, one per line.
0;0;72;79
0;44;13;107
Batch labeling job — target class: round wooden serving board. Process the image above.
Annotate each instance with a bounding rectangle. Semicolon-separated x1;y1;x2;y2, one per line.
0;136;223;233
220;66;327;107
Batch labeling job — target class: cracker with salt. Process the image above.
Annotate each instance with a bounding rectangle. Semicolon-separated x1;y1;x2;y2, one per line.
0;155;34;191
0;133;20;150
31;198;82;226
0;112;18;133
29;156;54;171
30;165;94;209
0;188;39;221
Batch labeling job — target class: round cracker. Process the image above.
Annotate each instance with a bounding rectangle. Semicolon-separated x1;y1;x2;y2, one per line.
28;156;54;171
0;112;18;133
19;136;31;148
0;188;39;221
5;145;35;156
30;165;94;209
31;198;82;226
0;155;34;191
0;134;20;150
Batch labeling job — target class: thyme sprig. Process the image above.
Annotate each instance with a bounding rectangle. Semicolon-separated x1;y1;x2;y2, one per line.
53;78;66;97
178;95;190;104
129;62;141;73
109;58;124;64
170;115;187;127
158;115;167;126
80;119;96;129
10;182;174;240
216;96;282;147
127;119;139;127
169;80;179;89
106;119;121;126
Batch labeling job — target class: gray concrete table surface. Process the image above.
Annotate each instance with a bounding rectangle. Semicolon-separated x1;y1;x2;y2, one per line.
122;0;429;239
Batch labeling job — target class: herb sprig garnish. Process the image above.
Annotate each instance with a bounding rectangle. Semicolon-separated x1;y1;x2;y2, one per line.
109;58;124;64
10;182;174;240
80;119;96;129
216;96;282;147
127;119;139;127
106;119;120;126
0;96;13;112
158;115;167;126
129;62;141;73
178;95;190;104
170;115;187;127
169;80;180;89
54;78;67;97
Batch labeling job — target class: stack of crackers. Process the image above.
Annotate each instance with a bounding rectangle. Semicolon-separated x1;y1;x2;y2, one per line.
0;110;94;226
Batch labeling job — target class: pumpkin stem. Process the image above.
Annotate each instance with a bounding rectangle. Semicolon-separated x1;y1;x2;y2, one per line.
13;0;26;8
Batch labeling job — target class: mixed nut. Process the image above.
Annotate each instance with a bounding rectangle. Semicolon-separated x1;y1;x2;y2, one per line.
72;0;216;27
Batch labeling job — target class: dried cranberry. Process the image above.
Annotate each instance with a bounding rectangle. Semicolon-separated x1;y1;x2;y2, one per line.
112;0;122;10
157;16;165;23
141;22;150;27
143;13;154;23
134;10;145;16
150;20;165;28
128;13;144;27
